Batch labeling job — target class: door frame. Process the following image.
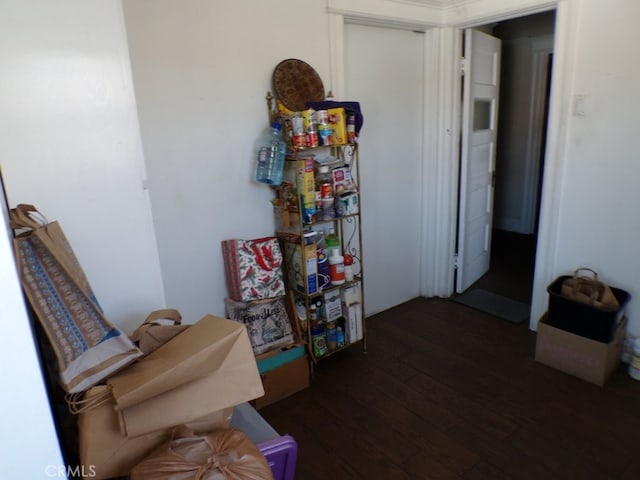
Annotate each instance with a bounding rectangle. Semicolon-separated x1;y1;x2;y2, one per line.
328;0;578;330
446;1;577;329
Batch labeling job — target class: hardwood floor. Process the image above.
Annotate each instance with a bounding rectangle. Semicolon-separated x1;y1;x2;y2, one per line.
259;297;640;479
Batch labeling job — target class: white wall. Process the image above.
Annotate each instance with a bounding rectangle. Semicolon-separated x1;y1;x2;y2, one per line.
122;0;422;320
0;0;165;334
531;0;640;334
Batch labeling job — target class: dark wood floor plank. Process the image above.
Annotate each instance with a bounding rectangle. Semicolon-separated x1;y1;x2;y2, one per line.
463;460;513;480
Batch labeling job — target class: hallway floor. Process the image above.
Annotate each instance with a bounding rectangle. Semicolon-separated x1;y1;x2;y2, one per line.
468;229;537;304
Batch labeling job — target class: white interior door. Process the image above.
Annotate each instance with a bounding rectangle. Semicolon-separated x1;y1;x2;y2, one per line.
456;29;502;293
345;23;424;314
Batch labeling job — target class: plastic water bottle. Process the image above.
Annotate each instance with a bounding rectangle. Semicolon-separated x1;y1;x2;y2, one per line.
255;120;286;185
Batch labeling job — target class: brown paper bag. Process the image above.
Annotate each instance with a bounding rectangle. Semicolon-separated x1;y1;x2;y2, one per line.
108;315;265;437
78;386;233;480
561;268;620;310
130;426;274;480
130;309;190;356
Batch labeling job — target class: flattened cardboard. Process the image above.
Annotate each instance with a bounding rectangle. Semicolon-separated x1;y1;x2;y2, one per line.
535;314;626;386
108;315;264;437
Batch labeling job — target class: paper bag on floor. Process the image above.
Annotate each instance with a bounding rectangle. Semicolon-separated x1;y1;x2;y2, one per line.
78;386;233;480
107;314;264;437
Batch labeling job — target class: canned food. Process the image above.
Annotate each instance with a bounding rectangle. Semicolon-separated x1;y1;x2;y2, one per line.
302;109;317;131
293;132;307;148
320;183;333;199
291;112;304;134
306;131;319;148
318;124;333;146
316;110;329;125
347;113;357;143
321;197;335;220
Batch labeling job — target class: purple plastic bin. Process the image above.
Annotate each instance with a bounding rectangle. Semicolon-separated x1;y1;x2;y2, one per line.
258;435;298;480
230;403;298;480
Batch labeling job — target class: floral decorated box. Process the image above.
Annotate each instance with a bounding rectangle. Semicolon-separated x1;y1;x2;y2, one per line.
222;237;286;302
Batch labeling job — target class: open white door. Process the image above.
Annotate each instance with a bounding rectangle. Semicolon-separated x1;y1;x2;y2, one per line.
456;29;502;293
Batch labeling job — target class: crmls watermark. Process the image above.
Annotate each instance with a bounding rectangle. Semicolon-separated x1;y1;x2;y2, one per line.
45;465;96;478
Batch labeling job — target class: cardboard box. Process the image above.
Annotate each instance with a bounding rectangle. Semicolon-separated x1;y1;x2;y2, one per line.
254;355;310;409
256;342;306;374
535;314;626;386
225;297;295;355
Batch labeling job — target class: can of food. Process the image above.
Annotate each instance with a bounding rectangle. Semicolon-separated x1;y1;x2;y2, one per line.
320;183;333;199
318;124;333;146
291;112;304;134
321;197;335;220
347;113;357;143
306;130;319;148
293;132;307;148
302;109;317;131
316;110;329;125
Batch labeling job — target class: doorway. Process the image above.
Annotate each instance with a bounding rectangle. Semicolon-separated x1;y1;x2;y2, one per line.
457;11;556;306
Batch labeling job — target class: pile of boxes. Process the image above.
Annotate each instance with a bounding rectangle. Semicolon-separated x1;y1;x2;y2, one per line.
78;314;266;479
222;237;310;409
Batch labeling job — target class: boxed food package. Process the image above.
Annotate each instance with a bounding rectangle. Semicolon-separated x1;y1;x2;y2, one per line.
345;304;364;344
284;242;318;295
323;290;343;322
225;296;295;355
535;313;626;386
284;157;316;224
341;282;362;307
327;107;347;145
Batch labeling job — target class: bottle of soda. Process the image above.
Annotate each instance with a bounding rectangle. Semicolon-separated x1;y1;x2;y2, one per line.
255;120;286;185
325;227;340;252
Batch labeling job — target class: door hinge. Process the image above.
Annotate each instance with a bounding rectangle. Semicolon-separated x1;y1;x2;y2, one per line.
453;253;460;269
460;57;467;76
